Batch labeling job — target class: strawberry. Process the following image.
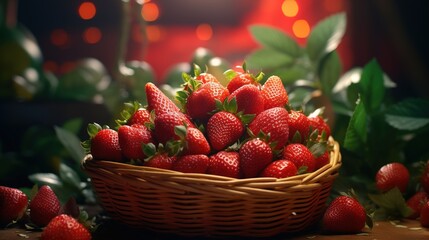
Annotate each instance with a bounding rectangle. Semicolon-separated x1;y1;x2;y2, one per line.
115;101;151;126
228;84;264;115
260;75;288;110
0;186;28;225
153;111;195;144
118;124;153;160
196;72;219;84
287;110;310;142
172;154;209;173
174;125;210;155
185;81;229;121
207;151;241;178
420;200;429;227
260;160;297;178
239;138;273;178
146;82;180;115
41;214;91;240
207;111;243;151
143;143;177;170
283;143;315;173
29;185;61;227
315;150;330;170
308;115;331;138
248;107;289;150
407;191;429;219
420;161;429;194
224;64;264;93
128;108;151;126
322;195;367;233
375;162;410;193
83;123;123;162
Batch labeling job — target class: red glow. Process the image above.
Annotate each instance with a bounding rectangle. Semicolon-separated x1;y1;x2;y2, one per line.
78;2;96;20
83;27;102;44
50;29;69;47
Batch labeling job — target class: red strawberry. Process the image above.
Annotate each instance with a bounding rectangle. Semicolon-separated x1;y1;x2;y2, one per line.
420;201;429;227
421;161;429;194
29;185;61;227
228;84;264;115
260;75;288;110
407;191;429;219
145;153;177;170
146;82;180;115
308;115;331;137
174;125;210;155
375;162;410;193
283;143;315;173
41;214;91;240
260;160;297;178
153;111;195;144
185;82;229;121
322;195;367;233
118;124;153;160
207;111;244;151
84;124;123;162
128;108;151;126
239;138;273;178
196;72;219;84
172;154;209;173
225;65;263;93
0;186;28;225
287;110;310;142
315;150;330;170
207;151;241;178
248;107;289;150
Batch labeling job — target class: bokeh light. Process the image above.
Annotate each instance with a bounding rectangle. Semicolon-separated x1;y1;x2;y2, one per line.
50;29;69;47
141;2;159;22
282;0;299;17
83;27;102;44
196;23;213;41
146;25;162;42
292;19;310;38
78;2;96;20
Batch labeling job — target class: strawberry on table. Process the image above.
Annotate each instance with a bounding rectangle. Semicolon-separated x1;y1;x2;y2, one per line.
41;214;92;240
283;143;315;173
420;201;429;227
260;75;288;110
407;191;429;219
83;123;123;162
375;162;410;193
239;138;273;178
207;151;241;178
29;185;61;227
0;186;28;226
260;160;297;178
420;160;429;194
118;124;153;160
172;154;209;173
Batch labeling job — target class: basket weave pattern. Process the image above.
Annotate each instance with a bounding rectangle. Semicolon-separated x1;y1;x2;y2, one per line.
82;138;341;237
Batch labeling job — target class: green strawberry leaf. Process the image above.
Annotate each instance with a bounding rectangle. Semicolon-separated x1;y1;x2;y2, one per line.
249;25;301;57
309;142;327;158
142;142;157;157
307;12;346;63
358;59;385;115
224;69;238;81
59;163;82;192
385;98;429;131
368;188;413;220
55;126;86;164
318;50;342;97
245;48;294;71
343;99;367;152
174;125;187;139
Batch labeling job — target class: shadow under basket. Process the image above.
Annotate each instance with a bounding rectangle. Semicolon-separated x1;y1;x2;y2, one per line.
82;138;342;238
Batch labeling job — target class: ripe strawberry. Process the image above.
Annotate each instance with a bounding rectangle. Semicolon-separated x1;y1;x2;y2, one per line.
83;123;123;161
308;115;331;137
41;214;91;240
407;191;429;219
146;82;180;115
228;84;264;115
260;160;297;178
239;138;273;178
174;125;210;155
207;151;241;178
185;82;229;121
118;124;153;160
29;185;61;227
287;110;310;142
145;153;177;170
260;75;288;110
420;201;429;227
207;111;244;151
0;186;28;225
283;143;315;173
153;111;195;144
375;162;410;193
322;195;367;233
315;150;330;170
248;107;289;150
196;72;219;84
420;161;429;194
128;108;151;126
225;65;263;93
172;154;209;173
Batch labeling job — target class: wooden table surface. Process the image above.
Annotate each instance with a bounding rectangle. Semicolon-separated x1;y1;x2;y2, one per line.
1;218;428;240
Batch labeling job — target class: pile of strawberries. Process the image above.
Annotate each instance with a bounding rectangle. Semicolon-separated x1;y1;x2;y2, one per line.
0;185;92;240
85;65;332;179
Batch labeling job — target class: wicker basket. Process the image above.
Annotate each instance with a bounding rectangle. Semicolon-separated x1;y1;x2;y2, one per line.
82;137;341;238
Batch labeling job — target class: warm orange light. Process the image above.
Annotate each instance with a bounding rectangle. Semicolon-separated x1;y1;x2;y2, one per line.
292;19;310;38
78;2;96;20
196;23;213;41
141;2;159;22
50;29;69;47
282;0;299;17
146;25;162;42
83;27;102;44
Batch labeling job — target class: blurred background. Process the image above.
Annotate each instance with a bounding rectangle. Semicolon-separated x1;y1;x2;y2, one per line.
1;0;429;192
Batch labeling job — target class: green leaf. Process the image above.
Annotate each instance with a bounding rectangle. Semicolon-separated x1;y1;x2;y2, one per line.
343;100;367;152
368;188;413;219
249;25;301;57
318;50;342;97
385;98;429;131
55;126;86;164
61;118;83;135
358;59;385;115
245;48;294;71
307;12;346;63
28;173;63;190
59;163;82;191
